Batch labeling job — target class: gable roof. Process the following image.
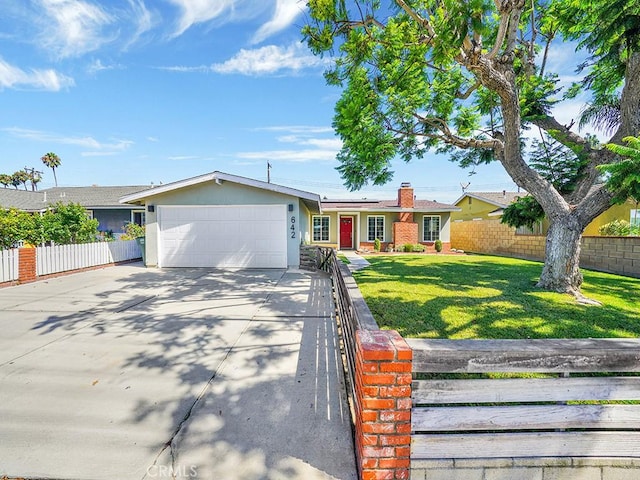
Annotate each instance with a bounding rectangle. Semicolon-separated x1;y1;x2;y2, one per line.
453;191;525;208
321;198;459;212
44;186;149;208
119;171;322;213
0;189;45;212
0;185;150;212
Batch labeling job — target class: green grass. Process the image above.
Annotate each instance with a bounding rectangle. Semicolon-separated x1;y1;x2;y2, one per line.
338;253;351;264
353;254;640;339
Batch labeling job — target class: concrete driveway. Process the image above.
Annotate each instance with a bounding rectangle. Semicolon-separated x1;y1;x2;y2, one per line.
0;264;357;480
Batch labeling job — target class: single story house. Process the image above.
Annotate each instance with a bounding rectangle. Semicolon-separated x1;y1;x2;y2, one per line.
0;185;149;234
312;183;460;251
452;191;639;236
119;171;322;269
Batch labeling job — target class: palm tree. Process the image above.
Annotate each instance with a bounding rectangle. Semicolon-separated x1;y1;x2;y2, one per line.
41;152;61;187
11;170;30;190
0;173;11;188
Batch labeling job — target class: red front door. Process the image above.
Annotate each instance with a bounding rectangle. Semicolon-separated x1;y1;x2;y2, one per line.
340;217;354;249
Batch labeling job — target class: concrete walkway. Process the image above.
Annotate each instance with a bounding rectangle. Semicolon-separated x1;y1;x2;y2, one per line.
0;264;357;480
341;251;370;272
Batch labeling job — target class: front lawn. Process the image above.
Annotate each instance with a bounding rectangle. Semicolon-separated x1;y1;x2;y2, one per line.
352;254;640;339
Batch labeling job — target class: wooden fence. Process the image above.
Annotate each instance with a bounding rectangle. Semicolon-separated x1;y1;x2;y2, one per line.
408;338;640;461
0;248;19;283
36;240;141;276
314;246;640;478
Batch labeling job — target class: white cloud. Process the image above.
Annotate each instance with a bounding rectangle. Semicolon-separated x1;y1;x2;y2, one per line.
277;135;342;150
167;155;201;160
236;124;341;163
86;59;124;75
236;149;338;162
211;42;328;75
123;0;156;48
166;0;235;37
0;58;75;91
251;0;305;44
3;127;133;153
37;0;115;58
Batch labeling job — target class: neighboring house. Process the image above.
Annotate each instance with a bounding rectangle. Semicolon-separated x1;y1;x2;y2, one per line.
452;191;638;236
312;183;460;251
0;185;149;234
120;171;322;269
452;191;526;222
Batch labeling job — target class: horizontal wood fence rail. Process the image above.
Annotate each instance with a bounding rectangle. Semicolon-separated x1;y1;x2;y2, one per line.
407;337;640;461
0;248;19;283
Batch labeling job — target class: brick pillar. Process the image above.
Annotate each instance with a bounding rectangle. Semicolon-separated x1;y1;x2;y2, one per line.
393;222;418;246
18;247;37;283
355;329;412;480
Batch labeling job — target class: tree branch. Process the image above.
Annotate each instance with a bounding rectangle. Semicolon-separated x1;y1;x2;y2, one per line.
487;13;510;59
395;0;436;38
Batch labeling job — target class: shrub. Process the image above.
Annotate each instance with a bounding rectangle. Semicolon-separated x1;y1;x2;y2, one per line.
599;220;632;236
434;239;443;252
373;238;381;252
401;243;425;252
121;222;145;240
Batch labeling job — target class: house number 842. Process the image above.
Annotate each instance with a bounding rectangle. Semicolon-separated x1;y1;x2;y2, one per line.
290;216;296;239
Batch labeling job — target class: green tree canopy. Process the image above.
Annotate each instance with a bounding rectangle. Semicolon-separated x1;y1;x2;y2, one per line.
304;0;640;298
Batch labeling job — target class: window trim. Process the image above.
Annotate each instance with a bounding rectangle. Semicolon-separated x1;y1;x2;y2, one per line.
422;215;441;242
367;215;385;242
131;209;146;226
312;215;331;243
631;209;639;227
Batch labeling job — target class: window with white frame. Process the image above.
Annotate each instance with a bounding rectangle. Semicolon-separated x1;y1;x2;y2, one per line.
423;215;441;241
631;210;639;227
312;215;330;242
132;210;146;226
367;216;385;242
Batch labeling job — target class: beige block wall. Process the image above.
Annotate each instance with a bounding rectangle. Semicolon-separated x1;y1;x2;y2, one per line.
451;219;640;278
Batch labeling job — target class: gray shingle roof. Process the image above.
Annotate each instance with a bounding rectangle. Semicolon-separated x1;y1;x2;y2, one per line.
0;186;150;211
321;198;459;211
457;191;525;208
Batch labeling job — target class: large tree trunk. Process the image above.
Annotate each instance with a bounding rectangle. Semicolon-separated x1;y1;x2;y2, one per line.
537;217;583;295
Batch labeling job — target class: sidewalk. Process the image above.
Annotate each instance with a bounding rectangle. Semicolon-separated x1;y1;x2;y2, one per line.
341;251;371;272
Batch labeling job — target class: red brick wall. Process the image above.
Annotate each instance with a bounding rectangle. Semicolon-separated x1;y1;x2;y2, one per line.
355;329;412;480
398;212;413;223
393;222;418;246
18;247;37;283
397;188;414;209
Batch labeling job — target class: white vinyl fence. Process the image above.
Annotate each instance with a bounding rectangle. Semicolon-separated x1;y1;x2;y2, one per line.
0;248;19;283
36;240;141;276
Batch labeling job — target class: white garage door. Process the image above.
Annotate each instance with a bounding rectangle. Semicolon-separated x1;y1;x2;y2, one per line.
158;205;287;268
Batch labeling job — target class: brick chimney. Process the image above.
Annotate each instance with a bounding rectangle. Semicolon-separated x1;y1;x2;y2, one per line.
398;182;414;208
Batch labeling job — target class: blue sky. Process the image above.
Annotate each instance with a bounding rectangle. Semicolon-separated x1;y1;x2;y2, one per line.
0;0;588;203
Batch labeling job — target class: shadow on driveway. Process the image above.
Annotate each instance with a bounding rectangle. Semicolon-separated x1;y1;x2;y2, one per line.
0;264;357;480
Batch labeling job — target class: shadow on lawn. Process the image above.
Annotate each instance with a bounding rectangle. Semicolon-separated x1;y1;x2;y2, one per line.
354;255;640;339
1;265;356;479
